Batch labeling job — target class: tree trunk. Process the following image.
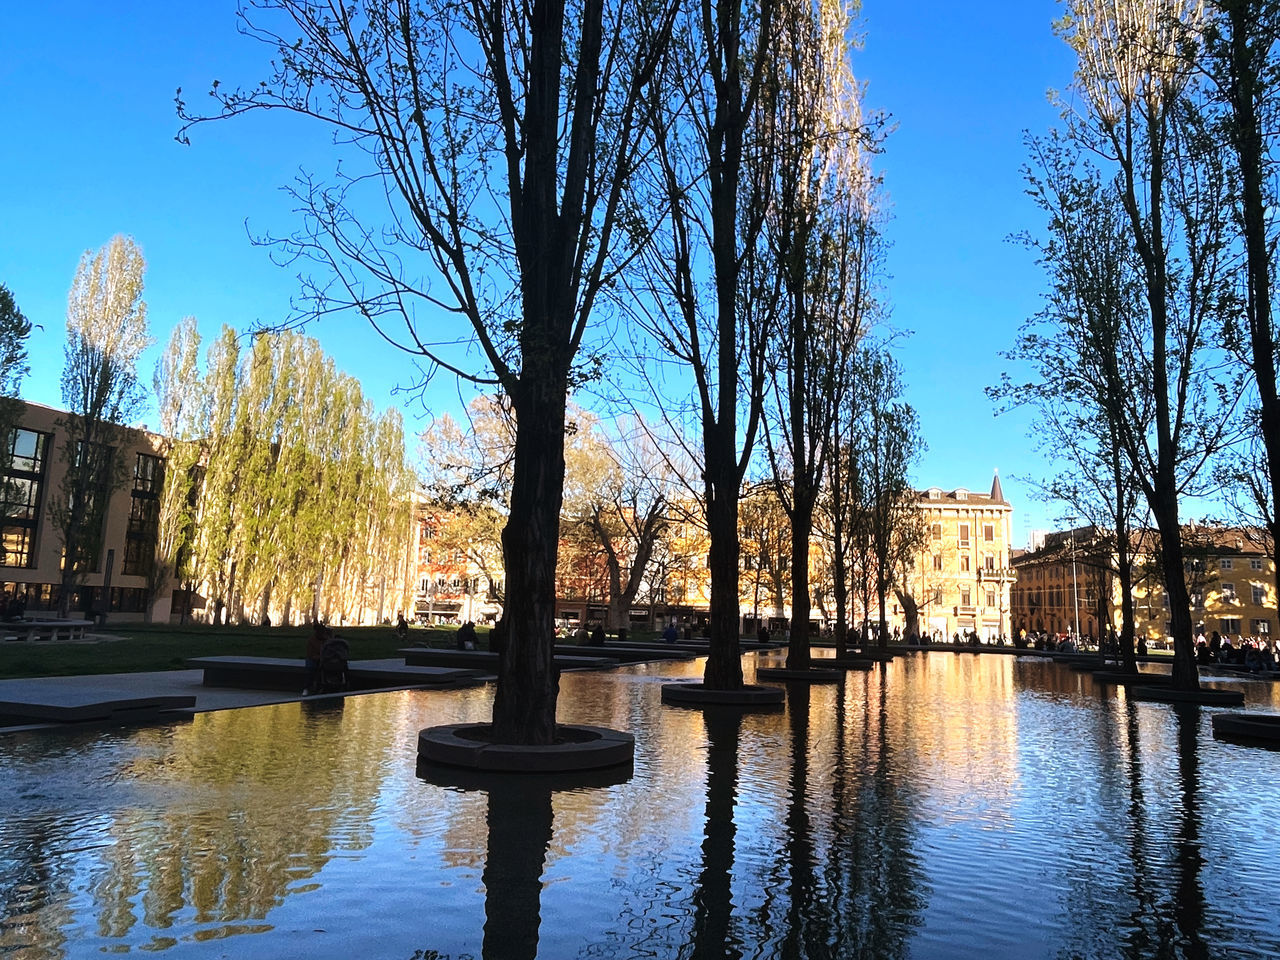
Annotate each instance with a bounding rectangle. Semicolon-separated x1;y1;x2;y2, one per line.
1152;490;1199;691
492;373;568;744
785;499;813;669
1223;4;1280;616
832;549;849;660
704;483;744;689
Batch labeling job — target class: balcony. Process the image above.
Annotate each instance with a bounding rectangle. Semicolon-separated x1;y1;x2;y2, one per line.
976;567;1018;583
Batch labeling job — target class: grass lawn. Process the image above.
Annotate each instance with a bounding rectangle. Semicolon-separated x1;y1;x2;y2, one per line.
0;621;473;680
0;621;669;680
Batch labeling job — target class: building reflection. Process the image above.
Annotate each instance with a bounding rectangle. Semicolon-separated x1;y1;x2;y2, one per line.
0;695;398;957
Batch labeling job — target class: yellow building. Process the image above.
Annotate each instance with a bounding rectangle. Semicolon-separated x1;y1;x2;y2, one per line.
903;474;1017;641
1010;525;1277;644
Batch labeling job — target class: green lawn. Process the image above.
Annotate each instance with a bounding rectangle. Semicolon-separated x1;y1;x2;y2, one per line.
0;621;470;680
0;621;668;680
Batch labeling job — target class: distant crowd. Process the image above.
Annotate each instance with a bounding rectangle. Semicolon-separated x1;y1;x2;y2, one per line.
1196;629;1277;672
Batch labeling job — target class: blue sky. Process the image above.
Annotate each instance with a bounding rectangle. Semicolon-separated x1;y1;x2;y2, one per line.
1;0;1077;546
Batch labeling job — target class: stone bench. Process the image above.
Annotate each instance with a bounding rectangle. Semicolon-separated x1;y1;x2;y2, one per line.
1;619;93;643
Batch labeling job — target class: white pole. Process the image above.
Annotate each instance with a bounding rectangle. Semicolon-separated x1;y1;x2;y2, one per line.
1071;529;1081;639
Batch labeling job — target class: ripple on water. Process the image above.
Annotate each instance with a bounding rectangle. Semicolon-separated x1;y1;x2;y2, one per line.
0;654;1278;959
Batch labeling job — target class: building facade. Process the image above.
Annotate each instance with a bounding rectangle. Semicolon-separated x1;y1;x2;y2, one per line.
2;401;167;621
1010;525;1277;643
901;473;1017;641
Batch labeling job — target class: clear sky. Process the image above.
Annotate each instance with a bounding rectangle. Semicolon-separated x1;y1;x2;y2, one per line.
1;0;1078;547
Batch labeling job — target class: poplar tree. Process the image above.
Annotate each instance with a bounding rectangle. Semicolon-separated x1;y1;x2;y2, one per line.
759;0;879;667
148;315;204;622
629;0;781;689
56;235;152;618
181;0;677;744
182;328;414;626
0;284;32;459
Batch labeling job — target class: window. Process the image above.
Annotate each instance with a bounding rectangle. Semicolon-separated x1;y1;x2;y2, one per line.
984;554;996;572
1220;558;1234;571
1251;558;1264;571
931;523;942;541
958;524;970;548
1221;582;1236;602
1252;584;1266;606
123;454;163;576
1;428;51;569
983;524;994;542
1252;618;1271;635
960;555;970;572
932;554;943;571
986;590;997;608
1220;617;1241;634
960;587;971;606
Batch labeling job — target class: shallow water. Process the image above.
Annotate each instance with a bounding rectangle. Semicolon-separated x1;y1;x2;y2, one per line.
1;652;1278;960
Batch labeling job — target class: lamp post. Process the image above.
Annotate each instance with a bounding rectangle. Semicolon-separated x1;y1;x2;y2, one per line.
1071;527;1081;640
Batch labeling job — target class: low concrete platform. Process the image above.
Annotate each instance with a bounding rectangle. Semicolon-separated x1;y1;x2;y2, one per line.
188;655;487;690
1;619;94;643
556;643;696;663
400;648;619;671
0;686;195;726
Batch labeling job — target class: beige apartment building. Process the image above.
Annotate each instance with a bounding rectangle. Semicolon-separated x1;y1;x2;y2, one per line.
902;474;1017;641
1010;525;1276;643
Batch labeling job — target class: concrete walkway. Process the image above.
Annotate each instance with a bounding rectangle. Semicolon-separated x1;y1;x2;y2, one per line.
0;660;494;734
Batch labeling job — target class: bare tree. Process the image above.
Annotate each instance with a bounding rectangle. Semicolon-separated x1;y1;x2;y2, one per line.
1052;0;1242;689
55;235;152;618
993;140;1153;672
181;0;675;742
1202;3;1280;609
563;415;676;630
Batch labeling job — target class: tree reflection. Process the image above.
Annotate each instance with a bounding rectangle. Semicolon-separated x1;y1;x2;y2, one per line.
1055;698;1210;960
415;761;632;960
830;668;928;957
1170;705;1207;960
753;671;925;958
688;708;744;960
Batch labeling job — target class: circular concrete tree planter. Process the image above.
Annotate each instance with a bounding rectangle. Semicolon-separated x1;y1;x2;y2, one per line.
416;754;636;792
660;682;785;708
755;666;844;683
1211;712;1280;746
418;723;634;773
1129;685;1245;706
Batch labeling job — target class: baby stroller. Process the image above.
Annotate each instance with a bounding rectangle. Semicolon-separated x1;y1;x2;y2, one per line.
317;634;350;693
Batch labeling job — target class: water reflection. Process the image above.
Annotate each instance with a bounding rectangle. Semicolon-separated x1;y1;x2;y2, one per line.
1;655;1278;958
689;708;741;960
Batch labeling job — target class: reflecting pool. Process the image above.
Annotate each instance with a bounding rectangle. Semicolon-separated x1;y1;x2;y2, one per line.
2;653;1279;959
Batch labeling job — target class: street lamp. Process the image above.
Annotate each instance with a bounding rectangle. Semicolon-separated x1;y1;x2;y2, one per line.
1070;526;1081;640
